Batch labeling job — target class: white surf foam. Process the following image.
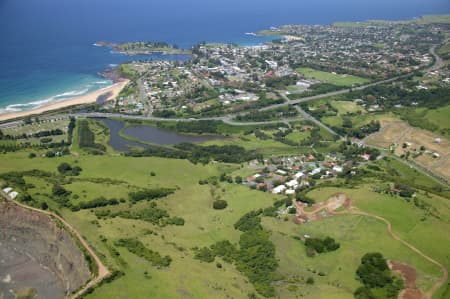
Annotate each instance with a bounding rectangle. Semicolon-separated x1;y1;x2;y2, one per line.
1;86;93;112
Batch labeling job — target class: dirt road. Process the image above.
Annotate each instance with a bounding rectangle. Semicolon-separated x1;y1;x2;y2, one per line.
294;193;448;299
0;193;110;298
338;207;448;299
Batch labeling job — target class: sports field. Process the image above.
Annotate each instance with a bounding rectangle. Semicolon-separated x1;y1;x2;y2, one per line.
296;67;370;86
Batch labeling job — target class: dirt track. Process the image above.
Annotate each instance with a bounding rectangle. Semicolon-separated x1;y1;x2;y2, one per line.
343;207;448;299
294;193;449;299
0;193;110;299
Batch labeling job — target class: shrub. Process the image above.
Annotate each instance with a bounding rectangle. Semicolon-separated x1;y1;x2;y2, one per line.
213;200;228;210
305;236;340;255
115;238;171;267
129;188;175;203
234;210;262;232
194;247;215;263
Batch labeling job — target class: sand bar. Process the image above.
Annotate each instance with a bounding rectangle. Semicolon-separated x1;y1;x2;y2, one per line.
0;80;129;122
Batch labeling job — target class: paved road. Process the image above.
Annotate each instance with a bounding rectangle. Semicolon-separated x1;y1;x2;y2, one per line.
427;43;445;72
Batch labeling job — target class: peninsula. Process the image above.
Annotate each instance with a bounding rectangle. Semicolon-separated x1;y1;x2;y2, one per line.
95;41;191;55
0;14;449;299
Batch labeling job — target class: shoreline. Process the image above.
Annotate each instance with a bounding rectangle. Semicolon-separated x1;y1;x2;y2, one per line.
0;80;129;122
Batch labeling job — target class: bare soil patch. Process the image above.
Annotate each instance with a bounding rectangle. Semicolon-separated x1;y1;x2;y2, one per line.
293;193;351;223
365;120;450;181
389;261;426;299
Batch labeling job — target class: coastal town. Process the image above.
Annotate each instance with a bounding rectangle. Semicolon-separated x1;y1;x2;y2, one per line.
0;13;450;299
99;18;449;117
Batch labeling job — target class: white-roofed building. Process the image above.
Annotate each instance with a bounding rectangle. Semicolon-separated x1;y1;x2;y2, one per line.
9;191;19;200
309;168;321;176
332;165;343;173
285;189;296;195
3;187;12;194
272;185;287;194
294;172;304;179
286;179;298;188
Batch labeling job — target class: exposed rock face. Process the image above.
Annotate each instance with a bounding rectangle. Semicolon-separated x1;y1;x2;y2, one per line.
0;201;91;299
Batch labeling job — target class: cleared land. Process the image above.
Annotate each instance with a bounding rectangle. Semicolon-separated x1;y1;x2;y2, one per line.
296;67;369;86
330;100;366;114
365;120;450;182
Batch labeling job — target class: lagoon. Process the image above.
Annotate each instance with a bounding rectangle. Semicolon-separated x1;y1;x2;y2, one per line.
98;118;222;151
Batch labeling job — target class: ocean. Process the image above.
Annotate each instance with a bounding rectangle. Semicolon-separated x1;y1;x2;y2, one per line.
0;0;449;113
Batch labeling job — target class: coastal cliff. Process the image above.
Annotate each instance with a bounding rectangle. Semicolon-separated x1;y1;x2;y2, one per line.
0;201;91;299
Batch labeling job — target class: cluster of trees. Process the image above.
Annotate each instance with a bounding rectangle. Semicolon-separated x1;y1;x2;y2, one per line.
44;147;70;158
348;85;450;110
338;141;380;161
72;197;120;211
126;143;261;165
234;105;298;122
213;199;228;210
152;109;177;118
304;236;340;257
57;162;82;176
52;184;72;207
111;201;185;226
334;120;381;139
300;127;332;146
115;238;171;268
393;183;415;198
296;193;315;205
253;129;271;140
354;253;403;299
0;139;71;155
194;229;278;297
128;188;175;204
0;129;64;141
264;75;298;89
159;120;223;134
195;200;295;297
234;210;263;232
174;143;261;164
0;171;27;188
77;120;106;154
301;102;338;119
67;117;76;143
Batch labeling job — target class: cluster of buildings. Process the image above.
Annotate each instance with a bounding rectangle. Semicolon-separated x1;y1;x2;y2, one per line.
104;20;447;117
264;21;443;78
244;154;346;195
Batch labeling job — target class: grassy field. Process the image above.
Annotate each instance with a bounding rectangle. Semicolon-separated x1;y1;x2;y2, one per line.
424;105;450;136
1;116;449;299
322;111;397;129
296;67;369;86
301;185;450;297
1;118;70;145
330;101;366;115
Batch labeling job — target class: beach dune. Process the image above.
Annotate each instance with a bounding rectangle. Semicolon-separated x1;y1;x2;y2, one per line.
0;80;129;122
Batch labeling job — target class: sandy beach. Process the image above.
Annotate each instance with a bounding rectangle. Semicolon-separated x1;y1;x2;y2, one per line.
0;79;129;122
